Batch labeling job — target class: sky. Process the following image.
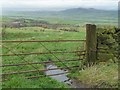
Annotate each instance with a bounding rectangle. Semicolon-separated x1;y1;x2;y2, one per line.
1;0;119;11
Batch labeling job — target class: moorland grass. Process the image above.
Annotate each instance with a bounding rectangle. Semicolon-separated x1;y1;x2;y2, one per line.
2;27;86;88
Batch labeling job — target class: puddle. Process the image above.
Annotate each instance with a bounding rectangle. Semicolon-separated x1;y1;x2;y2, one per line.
44;63;86;88
45;64;72;86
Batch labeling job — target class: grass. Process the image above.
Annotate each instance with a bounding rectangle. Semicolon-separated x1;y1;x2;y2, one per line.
3;75;69;88
1;26;118;88
69;61;118;88
2;26;86;88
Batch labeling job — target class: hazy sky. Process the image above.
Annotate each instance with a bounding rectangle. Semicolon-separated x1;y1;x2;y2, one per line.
1;0;119;11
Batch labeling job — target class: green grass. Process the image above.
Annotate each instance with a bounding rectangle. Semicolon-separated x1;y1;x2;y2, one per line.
69;62;118;88
2;26;118;88
2;27;86;88
3;75;69;88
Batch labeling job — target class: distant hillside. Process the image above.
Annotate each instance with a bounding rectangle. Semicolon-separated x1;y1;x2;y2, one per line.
62;7;116;12
59;7;117;19
2;7;118;25
61;7;100;13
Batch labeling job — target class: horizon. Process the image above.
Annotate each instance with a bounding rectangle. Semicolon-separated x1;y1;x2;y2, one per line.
1;0;119;11
2;7;118;12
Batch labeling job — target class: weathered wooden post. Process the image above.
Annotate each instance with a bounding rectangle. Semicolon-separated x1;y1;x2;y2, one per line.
86;24;97;66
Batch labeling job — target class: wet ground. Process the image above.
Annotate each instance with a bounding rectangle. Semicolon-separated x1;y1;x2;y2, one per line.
44;62;87;88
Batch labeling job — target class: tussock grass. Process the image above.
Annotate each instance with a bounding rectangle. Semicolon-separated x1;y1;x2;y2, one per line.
70;62;118;88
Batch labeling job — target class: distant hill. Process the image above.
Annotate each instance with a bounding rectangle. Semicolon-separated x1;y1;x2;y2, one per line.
59;7;117;19
61;7;100;13
2;7;118;25
62;7;116;12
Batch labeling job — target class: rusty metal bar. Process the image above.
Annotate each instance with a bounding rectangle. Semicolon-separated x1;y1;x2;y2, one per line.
2;66;79;76
1;58;84;67
0;50;85;56
2;45;43;72
2;39;85;42
26;72;70;79
1;72;70;80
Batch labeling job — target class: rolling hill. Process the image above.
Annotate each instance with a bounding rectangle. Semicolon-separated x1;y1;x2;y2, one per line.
2;7;118;25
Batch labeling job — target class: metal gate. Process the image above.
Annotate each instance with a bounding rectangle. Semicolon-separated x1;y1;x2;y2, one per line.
1;39;86;81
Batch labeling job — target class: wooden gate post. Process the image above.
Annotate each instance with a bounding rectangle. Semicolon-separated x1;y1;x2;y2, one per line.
86;24;97;66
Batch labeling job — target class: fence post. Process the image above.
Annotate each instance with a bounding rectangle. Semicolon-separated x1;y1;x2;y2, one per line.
86;24;97;66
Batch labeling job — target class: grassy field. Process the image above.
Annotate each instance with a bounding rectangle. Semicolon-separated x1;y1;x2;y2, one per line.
1;16;118;88
1;25;118;88
2;27;86;88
